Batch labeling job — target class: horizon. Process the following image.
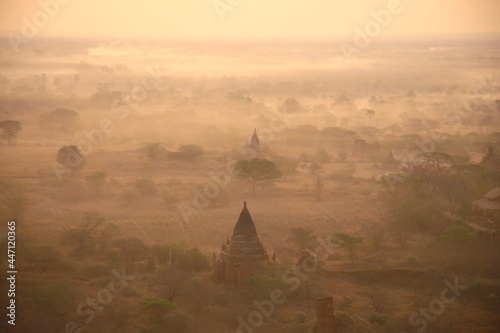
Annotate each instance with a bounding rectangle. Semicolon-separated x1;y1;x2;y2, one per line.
1;0;500;40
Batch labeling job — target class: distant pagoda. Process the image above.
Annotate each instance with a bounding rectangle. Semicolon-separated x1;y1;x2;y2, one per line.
481;146;500;169
249;128;266;158
382;149;399;169
212;202;269;285
250;128;260;150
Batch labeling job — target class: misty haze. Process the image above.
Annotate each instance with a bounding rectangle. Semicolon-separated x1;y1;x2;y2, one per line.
1;1;500;333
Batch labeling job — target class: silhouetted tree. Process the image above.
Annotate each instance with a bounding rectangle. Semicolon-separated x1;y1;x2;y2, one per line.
113;237;150;266
233;158;282;193
333;232;364;264
56;145;85;170
139;142;165;161
40;108;78;133
60;211;105;256
287;227;316;254
0;120;22;144
85;171;107;194
364;108;375;126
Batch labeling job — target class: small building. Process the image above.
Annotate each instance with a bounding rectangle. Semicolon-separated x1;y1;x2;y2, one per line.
474;188;500;213
212;202;269;285
480;146;500;169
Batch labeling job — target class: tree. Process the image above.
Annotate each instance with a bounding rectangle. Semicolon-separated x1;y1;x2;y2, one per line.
406;118;426;133
233;158;282;193
333;232;364;264
140;297;177;321
316;149;331;164
180;247;210;272
165;239;190;265
0;120;22;144
271;154;298;181
152;241;210;272
400;152;453;194
249;275;289;298
85;171;107;194
287;227;316;254
24;245;68;273
40;108;78;133
187;277;207;318
152;245;171;266
368;224;386;252
56;145;85;170
279;97;305;113
366;287;390;313
364;109;376;127
113;237;150;266
139;142;165;161
177;144;204;162
313;171;326;201
155;266;192;302
60;211;105;257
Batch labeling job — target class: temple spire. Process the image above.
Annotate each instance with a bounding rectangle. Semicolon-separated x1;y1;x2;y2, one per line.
233;201;258;237
250;129;260;147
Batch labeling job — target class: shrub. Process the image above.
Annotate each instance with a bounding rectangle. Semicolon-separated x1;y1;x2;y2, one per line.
140;297;177;320
441;225;476;243
85;172;107;194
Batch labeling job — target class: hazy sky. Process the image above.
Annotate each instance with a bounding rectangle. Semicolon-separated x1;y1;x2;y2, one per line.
1;0;499;38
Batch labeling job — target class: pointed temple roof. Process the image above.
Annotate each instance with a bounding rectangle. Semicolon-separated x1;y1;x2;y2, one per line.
233;201;258;237
250;128;260;149
384;150;398;164
228;202;268;265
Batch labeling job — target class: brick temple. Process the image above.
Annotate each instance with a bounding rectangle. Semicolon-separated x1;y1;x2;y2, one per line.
212;202;269;285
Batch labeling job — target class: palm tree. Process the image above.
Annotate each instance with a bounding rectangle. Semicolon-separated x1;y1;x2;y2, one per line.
364;109;375;127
